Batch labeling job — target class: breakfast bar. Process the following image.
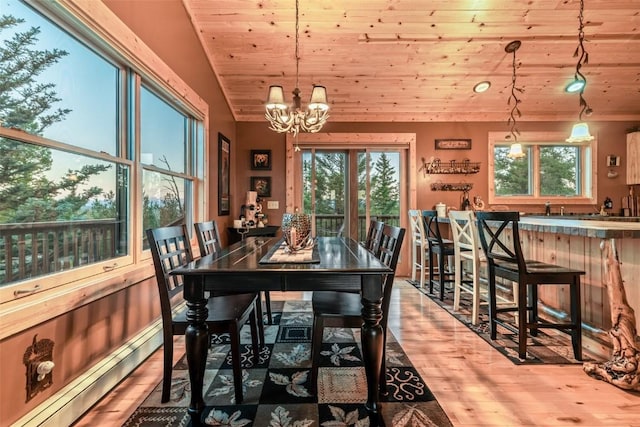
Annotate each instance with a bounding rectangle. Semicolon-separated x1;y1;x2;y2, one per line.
513;216;640;358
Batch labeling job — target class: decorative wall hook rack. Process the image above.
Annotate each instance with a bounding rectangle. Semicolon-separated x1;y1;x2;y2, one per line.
421;158;480;175
430;182;474;192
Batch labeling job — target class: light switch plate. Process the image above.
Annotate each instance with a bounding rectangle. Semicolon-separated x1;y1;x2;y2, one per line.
267;201;279;209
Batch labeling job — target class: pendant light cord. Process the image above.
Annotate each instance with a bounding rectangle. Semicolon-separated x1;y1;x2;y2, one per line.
574;0;592;120
506;42;523;142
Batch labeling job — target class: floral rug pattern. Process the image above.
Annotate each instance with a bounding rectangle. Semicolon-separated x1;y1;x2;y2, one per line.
123;300;452;426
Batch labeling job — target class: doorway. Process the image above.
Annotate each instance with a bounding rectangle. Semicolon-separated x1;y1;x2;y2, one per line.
285;132;417;276
301;149;402;242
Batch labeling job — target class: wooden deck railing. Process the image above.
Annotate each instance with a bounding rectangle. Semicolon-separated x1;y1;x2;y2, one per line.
0;216;398;285
0;219;119;285
314;214;400;240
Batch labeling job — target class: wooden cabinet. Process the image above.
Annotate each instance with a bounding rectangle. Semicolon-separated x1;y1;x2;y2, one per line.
627;131;640;184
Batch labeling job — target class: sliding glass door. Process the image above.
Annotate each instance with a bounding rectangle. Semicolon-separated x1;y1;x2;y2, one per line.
302;149;401;241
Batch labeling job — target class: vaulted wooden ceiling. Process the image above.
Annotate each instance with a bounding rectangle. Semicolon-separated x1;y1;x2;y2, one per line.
183;0;640;123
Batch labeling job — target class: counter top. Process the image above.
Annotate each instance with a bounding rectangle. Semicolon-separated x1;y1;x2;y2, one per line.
515;216;640;239
439;214;640;238
523;214;640;222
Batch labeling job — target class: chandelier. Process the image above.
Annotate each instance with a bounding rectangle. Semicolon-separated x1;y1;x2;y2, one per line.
566;0;594;143
505;40;525;159
265;0;329;136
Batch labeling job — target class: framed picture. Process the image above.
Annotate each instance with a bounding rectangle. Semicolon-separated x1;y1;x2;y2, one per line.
607;155;620;167
218;133;230;215
251;150;272;170
435;138;472;150
250;176;271;198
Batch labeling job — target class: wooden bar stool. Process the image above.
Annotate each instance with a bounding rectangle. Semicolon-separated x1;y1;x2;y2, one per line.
408;209;429;288
423;210;455;300
449;210;517;325
475;211;584;360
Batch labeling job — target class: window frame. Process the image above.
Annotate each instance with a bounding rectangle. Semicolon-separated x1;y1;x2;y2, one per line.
488;131;597;206
0;127;136;303
0;0;208;339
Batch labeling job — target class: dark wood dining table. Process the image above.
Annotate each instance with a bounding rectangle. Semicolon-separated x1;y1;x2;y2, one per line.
172;236;392;426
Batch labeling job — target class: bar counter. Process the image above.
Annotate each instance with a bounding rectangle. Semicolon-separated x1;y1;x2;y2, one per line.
518;215;640;238
495;215;639;359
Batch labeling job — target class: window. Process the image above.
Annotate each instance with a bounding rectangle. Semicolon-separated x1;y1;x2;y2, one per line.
140;86;196;249
1;1;119;155
488;132;596;205
0;1;204;304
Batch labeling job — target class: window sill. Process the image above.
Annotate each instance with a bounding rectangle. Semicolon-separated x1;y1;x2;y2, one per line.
0;262;155;340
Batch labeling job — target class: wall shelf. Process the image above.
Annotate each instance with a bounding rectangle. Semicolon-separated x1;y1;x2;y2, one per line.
422;158;480;174
430;182;473;192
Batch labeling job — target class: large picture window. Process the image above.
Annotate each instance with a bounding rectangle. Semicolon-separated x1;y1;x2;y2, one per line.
488;132;596;205
0;1;204;303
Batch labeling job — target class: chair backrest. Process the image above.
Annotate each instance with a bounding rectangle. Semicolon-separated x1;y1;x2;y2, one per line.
422;209;446;246
194;220;222;256
146;225;194;323
377;224;406;326
364;219;385;255
448;210;483;261
408;209;427;248
475;211;525;270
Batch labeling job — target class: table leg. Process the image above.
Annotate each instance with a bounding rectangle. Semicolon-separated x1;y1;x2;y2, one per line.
360;275;384;423
184;280;209;427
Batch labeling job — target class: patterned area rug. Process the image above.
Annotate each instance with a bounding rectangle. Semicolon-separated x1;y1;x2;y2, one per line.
123;300;452;426
407;279;586;365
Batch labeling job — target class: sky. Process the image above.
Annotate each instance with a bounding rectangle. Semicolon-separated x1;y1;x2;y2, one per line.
2;1;188;201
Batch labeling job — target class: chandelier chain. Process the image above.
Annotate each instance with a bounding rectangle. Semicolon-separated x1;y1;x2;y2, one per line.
295;0;299;89
264;0;329;135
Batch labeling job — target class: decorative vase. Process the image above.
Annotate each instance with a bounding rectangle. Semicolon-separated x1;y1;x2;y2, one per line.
281;212;313;252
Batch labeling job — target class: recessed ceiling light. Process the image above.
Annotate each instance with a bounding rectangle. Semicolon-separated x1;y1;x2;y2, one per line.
473;81;491;93
565;80;585;93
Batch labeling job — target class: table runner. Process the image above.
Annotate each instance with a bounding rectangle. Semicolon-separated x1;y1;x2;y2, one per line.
259;239;320;264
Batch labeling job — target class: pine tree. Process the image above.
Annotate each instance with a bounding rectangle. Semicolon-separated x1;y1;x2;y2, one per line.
370;153;399;216
0;13;112;223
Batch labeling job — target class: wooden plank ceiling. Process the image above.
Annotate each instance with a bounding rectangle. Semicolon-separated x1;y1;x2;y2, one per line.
183;0;640;123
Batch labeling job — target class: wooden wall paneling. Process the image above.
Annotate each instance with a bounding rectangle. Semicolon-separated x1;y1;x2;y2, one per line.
627;132;640;185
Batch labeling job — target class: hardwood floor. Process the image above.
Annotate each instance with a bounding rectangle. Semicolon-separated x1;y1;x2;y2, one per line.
74;280;639;427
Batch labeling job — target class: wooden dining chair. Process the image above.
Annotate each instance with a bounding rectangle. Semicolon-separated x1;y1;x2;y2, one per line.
194;220;273;325
147;224;262;403
194;220;223;255
423;209;456;300
475;211;584;360
363;219;385;256
408;209;429;288
310;224;405;394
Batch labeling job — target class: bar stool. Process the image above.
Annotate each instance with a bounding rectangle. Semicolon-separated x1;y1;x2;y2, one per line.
408;209;429;288
423;209;455;300
448;210;483;324
476;211;584;360
448;210;518;325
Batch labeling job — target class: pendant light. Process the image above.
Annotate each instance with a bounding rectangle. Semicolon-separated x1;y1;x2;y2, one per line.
566;0;594;143
505;40;525;159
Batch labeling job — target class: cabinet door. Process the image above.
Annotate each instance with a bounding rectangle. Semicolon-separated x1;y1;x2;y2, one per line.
627;132;640;185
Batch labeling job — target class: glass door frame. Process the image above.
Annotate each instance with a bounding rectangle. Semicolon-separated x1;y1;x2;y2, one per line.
285;133;417;275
